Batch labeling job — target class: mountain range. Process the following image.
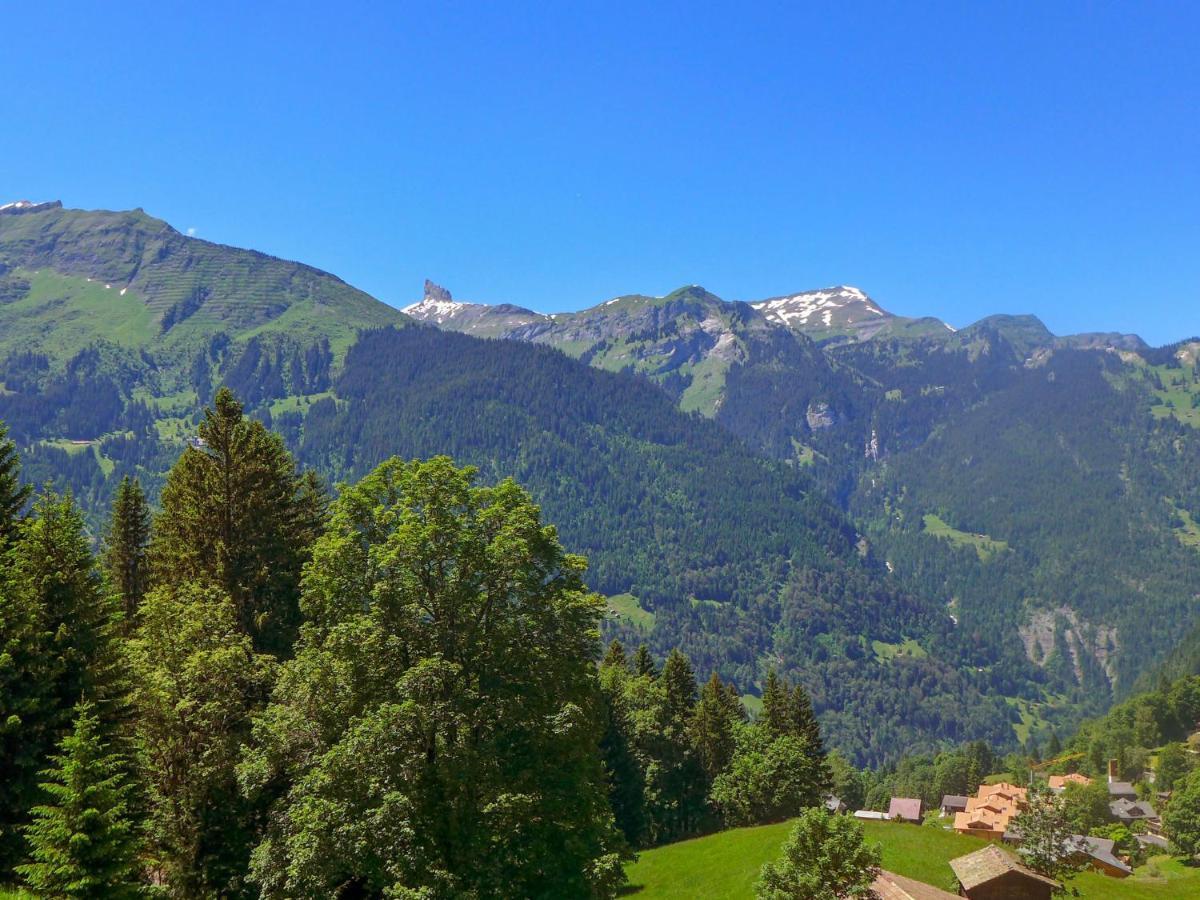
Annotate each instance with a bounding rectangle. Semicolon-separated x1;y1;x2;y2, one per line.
3;199;1199;764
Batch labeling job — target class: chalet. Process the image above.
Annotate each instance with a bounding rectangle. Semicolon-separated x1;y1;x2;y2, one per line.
940;794;969;815
1136;833;1169;852
1047;773;1091;792
1106;781;1137;801
1068;835;1131;878
950;845;1058;900
1109;797;1157;825
953;783;1027;841
871;870;959;900
888;797;923;824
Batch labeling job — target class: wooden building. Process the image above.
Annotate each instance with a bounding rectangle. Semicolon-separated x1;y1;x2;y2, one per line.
949;846;1058;900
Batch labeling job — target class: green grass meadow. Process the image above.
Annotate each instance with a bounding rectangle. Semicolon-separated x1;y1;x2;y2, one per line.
621;818;1200;899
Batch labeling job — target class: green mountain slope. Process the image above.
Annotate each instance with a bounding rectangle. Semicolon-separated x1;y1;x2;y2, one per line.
2;201;1198;765
0;203;406;365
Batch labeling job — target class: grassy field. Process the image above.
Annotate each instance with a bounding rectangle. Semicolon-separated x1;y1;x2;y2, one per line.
1148;361;1200;428
922;513;1008;561
0;269;157;361
622;818;1200;899
607;593;656;631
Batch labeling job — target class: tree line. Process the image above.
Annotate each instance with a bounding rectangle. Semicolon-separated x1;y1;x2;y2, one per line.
0;388;834;898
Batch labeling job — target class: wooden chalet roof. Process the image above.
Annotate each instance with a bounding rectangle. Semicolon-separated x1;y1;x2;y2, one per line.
872;870;959;900
949;845;1059;891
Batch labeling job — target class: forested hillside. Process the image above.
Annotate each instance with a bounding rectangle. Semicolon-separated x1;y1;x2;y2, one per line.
3;201;1200;765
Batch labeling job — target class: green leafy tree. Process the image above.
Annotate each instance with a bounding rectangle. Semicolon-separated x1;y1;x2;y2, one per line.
1164;767;1200;859
128;583;277;898
240;457;624;899
1062;779;1112;835
149;388;326;656
756;808;881;899
1014;783;1086;889
103;476;151;627
1156;742;1193;793
828;750;865;811
711;724;824;826
16;703;141;899
0;421;30;548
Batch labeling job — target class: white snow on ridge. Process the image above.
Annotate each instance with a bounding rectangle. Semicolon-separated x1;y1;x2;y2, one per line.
401;297;470;324
751;286;885;328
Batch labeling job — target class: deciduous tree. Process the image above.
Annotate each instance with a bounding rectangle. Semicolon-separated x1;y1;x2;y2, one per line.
241;457;624;898
756;808;881;899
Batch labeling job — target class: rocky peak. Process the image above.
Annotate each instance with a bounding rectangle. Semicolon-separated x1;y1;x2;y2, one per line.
0;199;63;216
423;279;453;303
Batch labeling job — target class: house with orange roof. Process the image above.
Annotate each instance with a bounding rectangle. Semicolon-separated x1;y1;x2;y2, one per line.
953;783;1028;840
1048;773;1091;792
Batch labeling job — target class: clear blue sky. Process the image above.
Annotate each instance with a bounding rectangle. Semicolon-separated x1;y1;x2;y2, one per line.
4;2;1197;343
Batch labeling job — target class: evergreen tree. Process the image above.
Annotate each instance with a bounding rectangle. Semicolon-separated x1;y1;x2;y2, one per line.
602;639;628;670
633;643;657;678
16;703;141;899
1046;729;1063;759
598;655;648;847
761;669;789;738
0;492;127;873
129;582;277;898
692;673;739;782
149;388;326;656
104;476;151;627
0;421;30;549
789;682;827;760
655;650;708;839
756;808;881;900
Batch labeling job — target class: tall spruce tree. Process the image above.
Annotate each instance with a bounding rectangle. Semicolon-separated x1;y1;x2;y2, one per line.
104;476;151;627
761;669;789;738
633;643;657;678
788;683;825;759
17;703;142;899
692;672;739;782
598;648;648;847
0;491;127;873
149;387;326;656
654;650;708;840
0;421;30;549
602;639;628;670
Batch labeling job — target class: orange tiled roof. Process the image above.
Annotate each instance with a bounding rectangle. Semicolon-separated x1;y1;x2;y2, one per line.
954;783;1027;836
1048;773;1092;790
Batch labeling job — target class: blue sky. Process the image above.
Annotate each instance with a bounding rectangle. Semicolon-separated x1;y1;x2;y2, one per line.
3;2;1197;343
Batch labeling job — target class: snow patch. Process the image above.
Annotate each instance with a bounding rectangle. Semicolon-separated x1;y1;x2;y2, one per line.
401;297;469;324
751;285;884;329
